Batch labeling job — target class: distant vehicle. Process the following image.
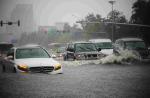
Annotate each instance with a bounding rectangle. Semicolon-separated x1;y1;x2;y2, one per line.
48;43;67;52
0;42;13;58
113;38;149;59
89;39;113;56
48;43;67;58
63;41;102;60
56;46;66;57
5;44;63;74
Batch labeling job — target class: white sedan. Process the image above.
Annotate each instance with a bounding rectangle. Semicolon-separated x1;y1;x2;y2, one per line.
6;44;63;74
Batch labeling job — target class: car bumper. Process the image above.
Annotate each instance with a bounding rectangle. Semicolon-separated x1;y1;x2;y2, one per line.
50;68;63;74
16;67;63;74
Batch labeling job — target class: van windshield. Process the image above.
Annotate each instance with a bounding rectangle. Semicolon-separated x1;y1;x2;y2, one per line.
75;43;97;52
95;42;113;49
125;41;146;49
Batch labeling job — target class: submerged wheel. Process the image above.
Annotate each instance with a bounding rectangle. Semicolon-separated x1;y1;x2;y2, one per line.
13;67;17;73
9;66;17;73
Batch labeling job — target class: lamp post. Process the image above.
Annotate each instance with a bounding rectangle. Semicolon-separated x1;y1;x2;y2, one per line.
109;0;116;42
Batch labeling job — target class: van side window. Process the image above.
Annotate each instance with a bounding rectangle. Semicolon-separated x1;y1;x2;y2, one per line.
119;41;124;47
115;40;120;45
7;49;14;59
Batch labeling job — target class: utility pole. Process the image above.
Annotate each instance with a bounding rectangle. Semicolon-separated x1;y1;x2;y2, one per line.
109;0;116;42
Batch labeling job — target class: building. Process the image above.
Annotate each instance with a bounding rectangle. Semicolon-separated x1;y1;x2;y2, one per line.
6;4;36;44
38;26;57;33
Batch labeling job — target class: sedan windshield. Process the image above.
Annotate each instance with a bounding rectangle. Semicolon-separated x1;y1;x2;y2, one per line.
125;41;146;49
16;48;50;59
75;43;97;52
95;42;113;49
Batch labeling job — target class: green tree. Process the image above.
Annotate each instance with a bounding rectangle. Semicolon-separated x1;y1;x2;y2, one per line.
130;0;150;25
130;0;150;45
107;10;127;23
80;13;103;33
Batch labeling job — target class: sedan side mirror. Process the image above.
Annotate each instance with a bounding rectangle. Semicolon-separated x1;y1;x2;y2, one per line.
97;48;101;52
7;55;14;60
51;54;56;58
67;48;74;52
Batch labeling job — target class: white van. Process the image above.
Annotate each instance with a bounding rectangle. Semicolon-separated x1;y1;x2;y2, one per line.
89;39;113;56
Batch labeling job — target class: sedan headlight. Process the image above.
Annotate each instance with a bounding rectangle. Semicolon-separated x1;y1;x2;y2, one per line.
17;64;28;72
54;64;61;71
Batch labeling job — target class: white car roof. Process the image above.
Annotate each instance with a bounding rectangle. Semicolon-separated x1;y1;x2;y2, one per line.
15;44;41;49
117;38;143;42
70;41;92;44
89;39;112;43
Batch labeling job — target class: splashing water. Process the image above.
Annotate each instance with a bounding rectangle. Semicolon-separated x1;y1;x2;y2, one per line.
100;50;140;64
60;50;141;66
60;60;100;67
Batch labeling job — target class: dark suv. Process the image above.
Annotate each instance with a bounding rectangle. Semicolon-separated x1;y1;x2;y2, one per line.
113;38;149;59
63;42;101;60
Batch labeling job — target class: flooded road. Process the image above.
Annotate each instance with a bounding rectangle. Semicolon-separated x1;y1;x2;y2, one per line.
0;61;150;98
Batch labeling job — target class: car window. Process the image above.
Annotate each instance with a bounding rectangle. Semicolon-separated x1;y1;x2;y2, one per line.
95;42;113;49
125;41;146;49
0;43;14;58
115;40;120;45
75;43;97;52
16;48;50;59
118;41;124;47
7;48;15;59
57;47;66;53
7;48;14;55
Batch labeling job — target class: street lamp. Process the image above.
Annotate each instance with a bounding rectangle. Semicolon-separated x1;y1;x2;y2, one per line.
109;0;116;42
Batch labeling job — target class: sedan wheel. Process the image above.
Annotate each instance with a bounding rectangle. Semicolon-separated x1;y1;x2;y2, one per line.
12;67;17;73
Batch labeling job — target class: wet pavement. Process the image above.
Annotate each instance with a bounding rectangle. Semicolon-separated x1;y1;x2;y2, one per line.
0;61;150;98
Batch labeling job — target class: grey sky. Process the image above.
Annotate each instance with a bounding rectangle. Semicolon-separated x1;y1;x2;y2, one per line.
0;0;137;26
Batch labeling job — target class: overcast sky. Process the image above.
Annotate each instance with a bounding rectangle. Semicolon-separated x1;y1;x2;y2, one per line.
0;0;137;26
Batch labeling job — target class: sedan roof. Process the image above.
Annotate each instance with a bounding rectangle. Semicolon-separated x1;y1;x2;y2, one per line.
14;44;41;49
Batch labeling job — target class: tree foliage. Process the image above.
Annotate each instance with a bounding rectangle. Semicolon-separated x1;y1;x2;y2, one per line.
79;10;127;35
107;10;127;23
81;13;103;34
80;13;103;34
131;0;150;25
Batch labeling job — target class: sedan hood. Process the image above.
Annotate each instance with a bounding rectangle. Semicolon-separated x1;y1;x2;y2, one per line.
15;58;59;67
